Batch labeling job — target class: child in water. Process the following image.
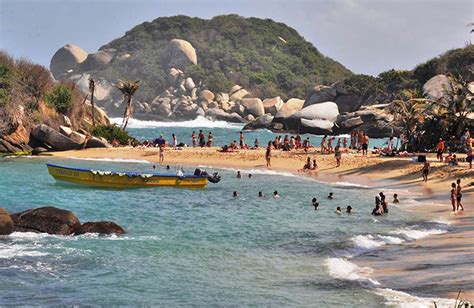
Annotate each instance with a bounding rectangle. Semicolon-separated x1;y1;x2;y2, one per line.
335;207;342;214
312;198;319;210
393;194;399;203
273;191;280;198
233;191;239;198
258;191;264;198
327;192;334;200
346;206;353;214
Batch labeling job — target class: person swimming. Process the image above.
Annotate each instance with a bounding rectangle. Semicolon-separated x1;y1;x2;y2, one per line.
273;191;280;198
166;165;170;170
312;198;319;210
346;206;353;213
371;204;383;216
327;192;334;200
393;193;399;203
336;207;342;214
152;164;156;170
233;191;239;198
248;174;252;179
258;191;264;198
380;193;388;213
236;171;242;179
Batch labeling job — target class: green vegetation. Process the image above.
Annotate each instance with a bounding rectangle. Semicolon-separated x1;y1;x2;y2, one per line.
44;84;73;114
92;124;137;145
91;15;352;101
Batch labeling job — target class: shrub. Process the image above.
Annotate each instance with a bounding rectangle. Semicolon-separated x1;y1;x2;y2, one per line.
92;124;138;145
44;84;73;114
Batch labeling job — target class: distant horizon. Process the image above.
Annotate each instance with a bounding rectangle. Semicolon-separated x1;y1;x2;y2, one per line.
0;0;472;76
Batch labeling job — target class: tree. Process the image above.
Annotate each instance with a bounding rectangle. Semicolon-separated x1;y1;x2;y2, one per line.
389;98;428;144
89;78;96;127
116;80;140;130
44;84;73;114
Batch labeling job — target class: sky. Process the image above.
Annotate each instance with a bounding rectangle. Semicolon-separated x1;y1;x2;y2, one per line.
0;0;472;76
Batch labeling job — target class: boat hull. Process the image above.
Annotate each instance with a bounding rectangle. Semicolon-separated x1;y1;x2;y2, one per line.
46;164;208;188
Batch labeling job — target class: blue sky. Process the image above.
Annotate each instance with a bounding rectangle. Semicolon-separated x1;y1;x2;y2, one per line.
0;0;472;75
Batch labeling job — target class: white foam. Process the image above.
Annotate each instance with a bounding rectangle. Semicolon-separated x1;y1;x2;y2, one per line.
198;165;296;177
351;234;405;251
389;228;447;240
325;258;380;285
333;181;371;188
0;245;49;258
69;157;151;164
111;116;245;129
374;288;455;308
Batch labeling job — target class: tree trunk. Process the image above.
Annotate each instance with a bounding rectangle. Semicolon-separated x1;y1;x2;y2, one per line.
91;87;96;127
122;96;133;130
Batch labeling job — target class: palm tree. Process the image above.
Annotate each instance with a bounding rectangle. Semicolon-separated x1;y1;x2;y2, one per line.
89;78;96;127
116;80;140;130
390;98;428;142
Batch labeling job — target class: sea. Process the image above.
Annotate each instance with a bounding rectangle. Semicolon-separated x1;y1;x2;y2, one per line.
0;117;455;307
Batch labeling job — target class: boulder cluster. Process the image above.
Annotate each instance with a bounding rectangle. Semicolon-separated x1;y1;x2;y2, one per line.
0;206;125;236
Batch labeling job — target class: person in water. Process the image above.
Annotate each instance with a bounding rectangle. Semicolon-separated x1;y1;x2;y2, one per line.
393;193;400;203
248;174;252;179
258;191;264;198
381;194;388;213
422;161;430;182
236;171;242;179
166;165;170;170
336;207;342;214
312;198;319;210
327;192;334;200
372;204;383;216
346;206;353;214
273;191;280;198
456;178;464;211
233;191;239;198
450;183;457;212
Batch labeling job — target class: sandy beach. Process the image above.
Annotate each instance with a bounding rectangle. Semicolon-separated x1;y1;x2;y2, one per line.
50;146;474;302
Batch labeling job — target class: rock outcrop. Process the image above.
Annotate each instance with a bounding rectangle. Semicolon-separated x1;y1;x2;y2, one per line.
167;39;197;68
11;206;81;235
275;98;304;118
31;124;82;151
422;74;452;101
292;102;339;122
241;98;265;118
263;97;283;115
50;44;88;79
75;221;126;235
0;208;14;235
304;85;337;107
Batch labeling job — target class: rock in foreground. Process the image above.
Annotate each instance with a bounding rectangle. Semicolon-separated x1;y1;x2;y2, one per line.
75;221;126;235
0;208;14;235
12;206;81;235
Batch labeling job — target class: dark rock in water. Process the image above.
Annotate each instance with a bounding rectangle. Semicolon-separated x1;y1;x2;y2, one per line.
85;137;112;149
75;221;125;235
31;124;81;151
11;206;81;235
0;208;14;235
32;147;48;155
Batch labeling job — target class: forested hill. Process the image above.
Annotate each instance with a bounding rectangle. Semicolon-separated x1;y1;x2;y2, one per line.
95;15;352;101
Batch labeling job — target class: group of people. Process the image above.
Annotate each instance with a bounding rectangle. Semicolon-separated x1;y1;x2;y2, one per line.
450;179;465;213
191;130;214;147
371;192;395;216
436;133;473;169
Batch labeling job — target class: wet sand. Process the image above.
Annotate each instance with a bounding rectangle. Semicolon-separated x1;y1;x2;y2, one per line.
50;146;474;301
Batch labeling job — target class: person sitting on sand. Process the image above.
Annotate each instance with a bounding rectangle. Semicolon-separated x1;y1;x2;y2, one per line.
448;154;459;166
230;140;238;150
346;206;353;214
258;191;264;198
450;183;457;212
393;193;400;204
303;137;310;152
300;157;312;172
311;158;318;170
312;198;319;210
336;207;342;214
236;171;242;179
422;161;430;182
273;191;280;198
233;191;239;198
456;179;464;211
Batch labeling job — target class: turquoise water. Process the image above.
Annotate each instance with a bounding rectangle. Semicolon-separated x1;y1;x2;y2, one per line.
0;155;449;306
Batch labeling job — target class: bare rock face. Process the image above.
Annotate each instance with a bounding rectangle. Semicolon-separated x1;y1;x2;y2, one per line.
292;102;340;122
275;98;304;118
50;44;88;79
11;206;81;235
200;90;215;102
423;74;452;101
75;221;125;235
81;51;114;71
241;98;265;118
229;85;250;101
31;124;81;151
263;96;284;115
167;39;197;69
304;85;337;107
0;208;14;235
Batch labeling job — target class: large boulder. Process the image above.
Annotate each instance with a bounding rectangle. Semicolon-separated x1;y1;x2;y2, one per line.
263;96;284;115
304;85;337;107
81;51;114;71
206;108;245;123
275;98;304;118
69;131;86;144
31;124;81;151
335;94;363;113
167;39;197;68
300;118;334;134
0;208;14;235
184;77;195;91
292;102;339;122
74;74;114;101
167;68;182;85
11;206;81;235
50;44;88;79
85;137;112;149
75;221;125;235
59;125;72;137
229;85;250;101
241;98;265;118
243;114;274;130
199;90;215;102
423;75;452;101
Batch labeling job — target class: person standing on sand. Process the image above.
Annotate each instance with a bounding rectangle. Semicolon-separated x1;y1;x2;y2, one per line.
239;131;245;149
321;136;327;154
254;138;259;149
436;138;445;162
207;132;213;147
422;161;430;182
466;146;473;169
172;133;177;150
191;131;197;147
450;183;457;212
266;141;272;168
362;133;369;155
456;179;464;211
159;144;164;163
199;130;205;147
327;137;334;153
334;145;342;167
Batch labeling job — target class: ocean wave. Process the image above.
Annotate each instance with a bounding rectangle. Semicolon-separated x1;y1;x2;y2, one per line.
111;116;245;129
69;157;151;164
333;181;371;188
0;245;49;258
325;257;380;285
197;165;296;177
389;228;447;240
373;288;455;308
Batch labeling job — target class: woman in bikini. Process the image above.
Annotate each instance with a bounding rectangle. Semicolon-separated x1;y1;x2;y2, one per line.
450;183;457;212
265;141;272;168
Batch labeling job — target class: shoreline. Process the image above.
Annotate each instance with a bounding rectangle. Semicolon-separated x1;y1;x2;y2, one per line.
49;146;473;303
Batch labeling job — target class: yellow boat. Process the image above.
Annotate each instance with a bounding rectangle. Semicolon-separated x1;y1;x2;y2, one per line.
46;163;213;188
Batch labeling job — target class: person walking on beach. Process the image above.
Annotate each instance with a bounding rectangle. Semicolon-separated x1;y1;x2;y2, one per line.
422;161;430;182
191;131;197;147
456;179;464;211
334;145;342;167
265;141;272;168
436;138;445;162
450;183;457;212
199;130;205;147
